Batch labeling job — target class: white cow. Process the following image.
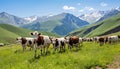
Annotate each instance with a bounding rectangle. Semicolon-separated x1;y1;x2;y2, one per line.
108;35;118;44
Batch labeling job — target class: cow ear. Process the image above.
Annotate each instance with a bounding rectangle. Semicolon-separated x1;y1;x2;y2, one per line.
16;38;18;40
31;33;33;35
38;33;41;35
55;39;58;41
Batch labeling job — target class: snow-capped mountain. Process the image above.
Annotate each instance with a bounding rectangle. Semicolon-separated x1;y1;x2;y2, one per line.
97;6;120;22
79;11;105;23
24;16;38;23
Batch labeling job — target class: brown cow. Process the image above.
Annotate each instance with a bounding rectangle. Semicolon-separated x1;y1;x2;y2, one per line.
98;36;108;46
65;36;80;50
30;31;51;57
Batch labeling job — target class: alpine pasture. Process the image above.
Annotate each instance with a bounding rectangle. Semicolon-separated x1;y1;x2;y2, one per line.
0;42;120;69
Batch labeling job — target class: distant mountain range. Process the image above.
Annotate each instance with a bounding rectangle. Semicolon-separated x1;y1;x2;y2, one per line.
21;13;89;35
0;6;120;36
79;6;120;23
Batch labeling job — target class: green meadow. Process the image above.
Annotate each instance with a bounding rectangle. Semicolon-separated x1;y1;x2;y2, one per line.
0;42;120;69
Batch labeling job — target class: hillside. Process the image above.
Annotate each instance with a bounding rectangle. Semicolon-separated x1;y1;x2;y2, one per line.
69;13;120;37
0;24;59;44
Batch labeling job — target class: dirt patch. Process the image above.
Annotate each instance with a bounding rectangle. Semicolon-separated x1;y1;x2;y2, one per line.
106;55;120;69
93;55;120;69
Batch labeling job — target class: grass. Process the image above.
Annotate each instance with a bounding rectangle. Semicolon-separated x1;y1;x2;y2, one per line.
0;42;120;69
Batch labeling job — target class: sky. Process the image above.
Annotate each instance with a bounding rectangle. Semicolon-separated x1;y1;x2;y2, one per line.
0;0;120;17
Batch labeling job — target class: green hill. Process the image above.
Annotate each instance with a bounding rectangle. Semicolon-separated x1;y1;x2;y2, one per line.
0;24;59;44
69;13;120;37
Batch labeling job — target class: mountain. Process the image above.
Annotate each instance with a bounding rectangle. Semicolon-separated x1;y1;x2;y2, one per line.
21;13;89;35
97;7;120;22
69;13;120;37
0;12;27;26
79;11;105;23
0;24;59;44
24;15;38;23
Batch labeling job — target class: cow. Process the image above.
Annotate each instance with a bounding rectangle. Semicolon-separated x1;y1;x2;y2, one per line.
65;36;80;50
98;36;108;46
30;31;52;57
51;37;66;52
108;35;118;44
0;43;4;46
16;37;35;51
93;37;100;43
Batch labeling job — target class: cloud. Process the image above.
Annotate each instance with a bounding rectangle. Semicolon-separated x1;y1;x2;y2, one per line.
63;5;76;10
77;3;81;5
78;7;95;13
85;7;95;11
100;2;108;7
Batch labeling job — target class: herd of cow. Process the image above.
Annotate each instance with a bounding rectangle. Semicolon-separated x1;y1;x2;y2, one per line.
16;31;120;57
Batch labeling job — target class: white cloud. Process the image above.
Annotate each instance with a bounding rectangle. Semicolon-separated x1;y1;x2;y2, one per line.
77;3;81;5
100;2;108;7
63;5;76;10
85;7;95;11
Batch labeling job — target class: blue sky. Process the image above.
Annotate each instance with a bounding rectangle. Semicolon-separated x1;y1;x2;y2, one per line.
0;0;120;17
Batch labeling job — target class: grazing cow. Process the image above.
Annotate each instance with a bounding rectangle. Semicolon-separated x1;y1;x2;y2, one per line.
51;37;66;52
0;43;4;46
93;37;100;43
30;31;51;57
108;35;118;44
65;36;80;49
98;36;108;46
16;37;35;51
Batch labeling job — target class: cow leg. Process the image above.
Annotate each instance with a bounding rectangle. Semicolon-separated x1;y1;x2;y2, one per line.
62;45;64;52
46;45;49;55
22;44;26;51
43;46;45;54
68;44;72;49
40;46;43;55
34;45;37;58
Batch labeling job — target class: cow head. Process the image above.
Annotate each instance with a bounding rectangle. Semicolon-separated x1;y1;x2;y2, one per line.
64;36;70;43
30;31;41;39
118;35;120;38
16;37;22;43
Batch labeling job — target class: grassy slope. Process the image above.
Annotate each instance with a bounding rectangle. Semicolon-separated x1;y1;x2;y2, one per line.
69;13;120;37
0;42;120;69
0;24;59;44
0;26;19;44
86;13;120;37
0;24;32;37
